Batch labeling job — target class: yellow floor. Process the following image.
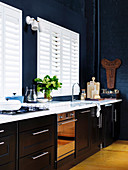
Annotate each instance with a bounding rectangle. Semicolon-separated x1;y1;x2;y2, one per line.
70;140;128;170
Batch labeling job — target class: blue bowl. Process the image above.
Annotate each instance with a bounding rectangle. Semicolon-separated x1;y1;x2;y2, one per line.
5;96;24;103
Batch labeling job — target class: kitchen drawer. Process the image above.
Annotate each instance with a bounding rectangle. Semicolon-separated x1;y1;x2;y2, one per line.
19;124;54;157
0;135;16;165
19;146;54;170
0;122;16;138
19;114;56;132
0;162;15;170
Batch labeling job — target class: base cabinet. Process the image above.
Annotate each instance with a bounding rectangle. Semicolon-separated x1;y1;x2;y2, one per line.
0;122;16;170
76;107;100;161
90;107;100;152
19;115;56;170
19;146;54;170
76;108;91;157
0;101;121;170
113;103;120;140
0;162;15;170
101;102;121;148
102;104;114;147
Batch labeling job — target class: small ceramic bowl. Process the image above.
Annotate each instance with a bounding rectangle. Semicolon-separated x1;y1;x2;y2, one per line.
37;98;48;103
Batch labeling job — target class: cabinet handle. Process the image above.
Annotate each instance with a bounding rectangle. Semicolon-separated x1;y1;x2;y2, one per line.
32;152;49;160
115;109;117;122
105;104;112;107
58;119;77;126
80;110;91;114
0;130;4;133
0;142;4;145
98;113;102;128
32;129;49;136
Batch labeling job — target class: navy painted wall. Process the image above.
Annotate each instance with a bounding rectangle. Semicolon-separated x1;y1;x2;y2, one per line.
1;0;87;93
100;0;128;139
1;0;128;139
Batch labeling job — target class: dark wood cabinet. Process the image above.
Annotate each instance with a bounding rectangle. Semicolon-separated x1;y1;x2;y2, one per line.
19;146;54;170
0;101;121;170
19;114;56;170
76;108;91;157
112;102;120;140
0;122;16;169
0;135;16;165
90;107;100;152
19;124;54;157
101;104;113;147
0;122;16;137
101;102;121;148
0;162;15;170
75;107;100;165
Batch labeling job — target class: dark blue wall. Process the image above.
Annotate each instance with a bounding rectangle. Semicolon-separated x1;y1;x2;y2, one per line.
100;0;128;139
2;0;128;139
1;0;86;93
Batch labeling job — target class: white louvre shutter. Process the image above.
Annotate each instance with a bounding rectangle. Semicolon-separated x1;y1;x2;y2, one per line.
71;33;79;95
61;31;71;95
0;2;22;97
51;27;61;96
0;6;3;97
37;21;51;78
37;17;79;96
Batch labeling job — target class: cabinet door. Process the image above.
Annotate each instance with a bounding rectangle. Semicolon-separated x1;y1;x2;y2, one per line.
0;135;16;166
102;104;114;147
76;109;91;157
19;146;54;170
113;103;120;140
90;107;100;151
0;162;15;170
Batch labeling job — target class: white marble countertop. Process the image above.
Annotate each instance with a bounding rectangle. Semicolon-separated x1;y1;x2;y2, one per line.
0;99;122;125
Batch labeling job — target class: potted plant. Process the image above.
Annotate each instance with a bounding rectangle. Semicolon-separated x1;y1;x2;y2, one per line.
34;75;62;100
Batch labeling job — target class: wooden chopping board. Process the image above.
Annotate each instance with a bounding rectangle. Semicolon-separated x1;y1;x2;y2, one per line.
87;77;100;99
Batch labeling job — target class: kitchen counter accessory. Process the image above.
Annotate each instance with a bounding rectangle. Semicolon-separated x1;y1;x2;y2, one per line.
0;99;21;111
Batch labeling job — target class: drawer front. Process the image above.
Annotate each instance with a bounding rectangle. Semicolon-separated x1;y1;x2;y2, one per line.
0;135;16;165
19;114;56;132
0;122;16;138
19;146;54;170
0;162;15;170
19;125;54;157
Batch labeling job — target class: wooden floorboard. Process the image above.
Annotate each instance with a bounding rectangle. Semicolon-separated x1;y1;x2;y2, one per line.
70;140;128;170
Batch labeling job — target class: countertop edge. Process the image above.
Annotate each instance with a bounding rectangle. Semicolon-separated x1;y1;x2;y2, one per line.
0;99;122;125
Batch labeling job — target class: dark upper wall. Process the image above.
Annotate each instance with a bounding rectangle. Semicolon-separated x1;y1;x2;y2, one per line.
100;0;128;139
1;0;86;92
55;0;85;17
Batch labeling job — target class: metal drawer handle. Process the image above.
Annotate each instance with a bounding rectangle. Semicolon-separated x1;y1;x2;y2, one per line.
0;142;4;145
105;104;112;107
32;152;49;160
0;130;4;133
115;109;117;122
32;129;49;136
80;110;91;114
58;119;77;126
97;113;102;128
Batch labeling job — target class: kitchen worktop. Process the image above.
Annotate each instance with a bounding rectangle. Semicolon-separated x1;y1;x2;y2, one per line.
0;99;122;124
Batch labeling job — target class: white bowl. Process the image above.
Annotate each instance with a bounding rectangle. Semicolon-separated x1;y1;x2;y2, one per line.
37;99;48;103
0;99;21;111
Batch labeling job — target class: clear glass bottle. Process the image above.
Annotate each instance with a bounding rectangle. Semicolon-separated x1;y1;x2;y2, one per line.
24;86;28;102
27;86;37;103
